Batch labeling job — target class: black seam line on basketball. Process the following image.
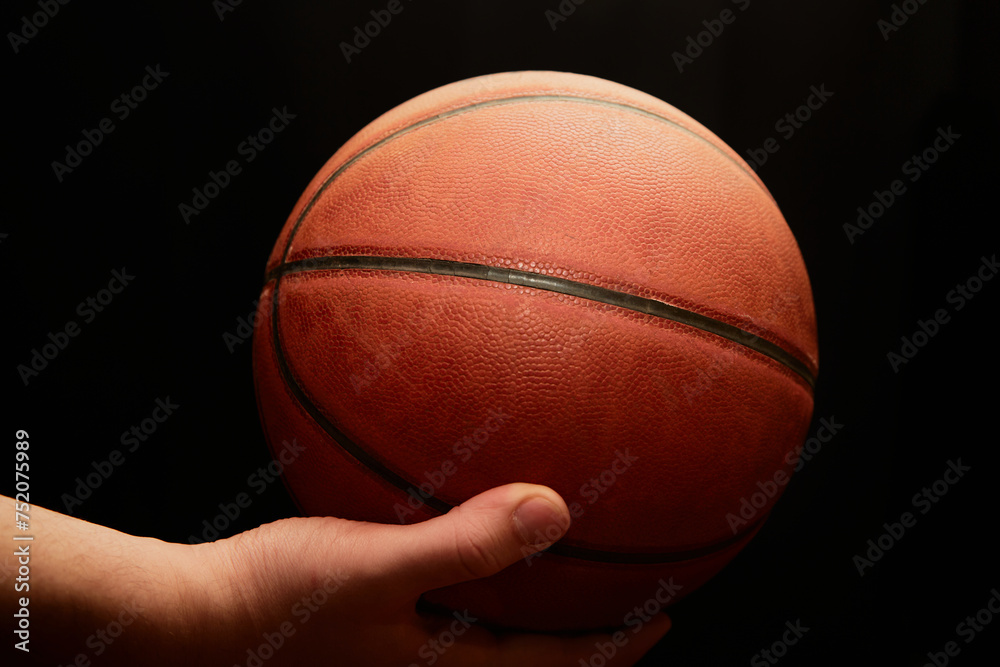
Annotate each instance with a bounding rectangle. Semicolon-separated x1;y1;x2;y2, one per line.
269;268;453;515
268;278;765;565
274;92;777;271
546;512;768;563
266;256;815;388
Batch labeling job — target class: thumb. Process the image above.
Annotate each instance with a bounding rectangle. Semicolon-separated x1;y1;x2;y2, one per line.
378;483;571;598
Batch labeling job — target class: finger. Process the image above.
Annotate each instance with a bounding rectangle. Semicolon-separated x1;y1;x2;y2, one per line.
368;483;572;597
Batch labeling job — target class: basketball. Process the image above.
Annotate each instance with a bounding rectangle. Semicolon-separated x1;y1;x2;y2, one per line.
252;71;818;631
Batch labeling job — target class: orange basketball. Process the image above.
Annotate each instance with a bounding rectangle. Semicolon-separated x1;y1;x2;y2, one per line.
252;71;818;631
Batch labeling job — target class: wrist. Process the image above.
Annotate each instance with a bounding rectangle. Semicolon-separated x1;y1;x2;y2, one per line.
175;534;276;664
97;535;213;666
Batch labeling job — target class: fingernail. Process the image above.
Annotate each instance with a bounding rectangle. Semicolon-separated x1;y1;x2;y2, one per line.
513;496;569;549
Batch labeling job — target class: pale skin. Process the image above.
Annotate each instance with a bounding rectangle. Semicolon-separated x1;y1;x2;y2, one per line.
2;484;670;666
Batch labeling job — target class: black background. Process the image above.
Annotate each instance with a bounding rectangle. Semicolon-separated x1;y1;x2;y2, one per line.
4;0;998;665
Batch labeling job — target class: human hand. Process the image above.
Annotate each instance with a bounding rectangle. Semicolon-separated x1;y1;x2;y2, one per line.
192;482;670;666
6;484;669;666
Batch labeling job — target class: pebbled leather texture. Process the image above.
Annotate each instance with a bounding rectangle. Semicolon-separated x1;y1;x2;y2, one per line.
253;71;818;631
